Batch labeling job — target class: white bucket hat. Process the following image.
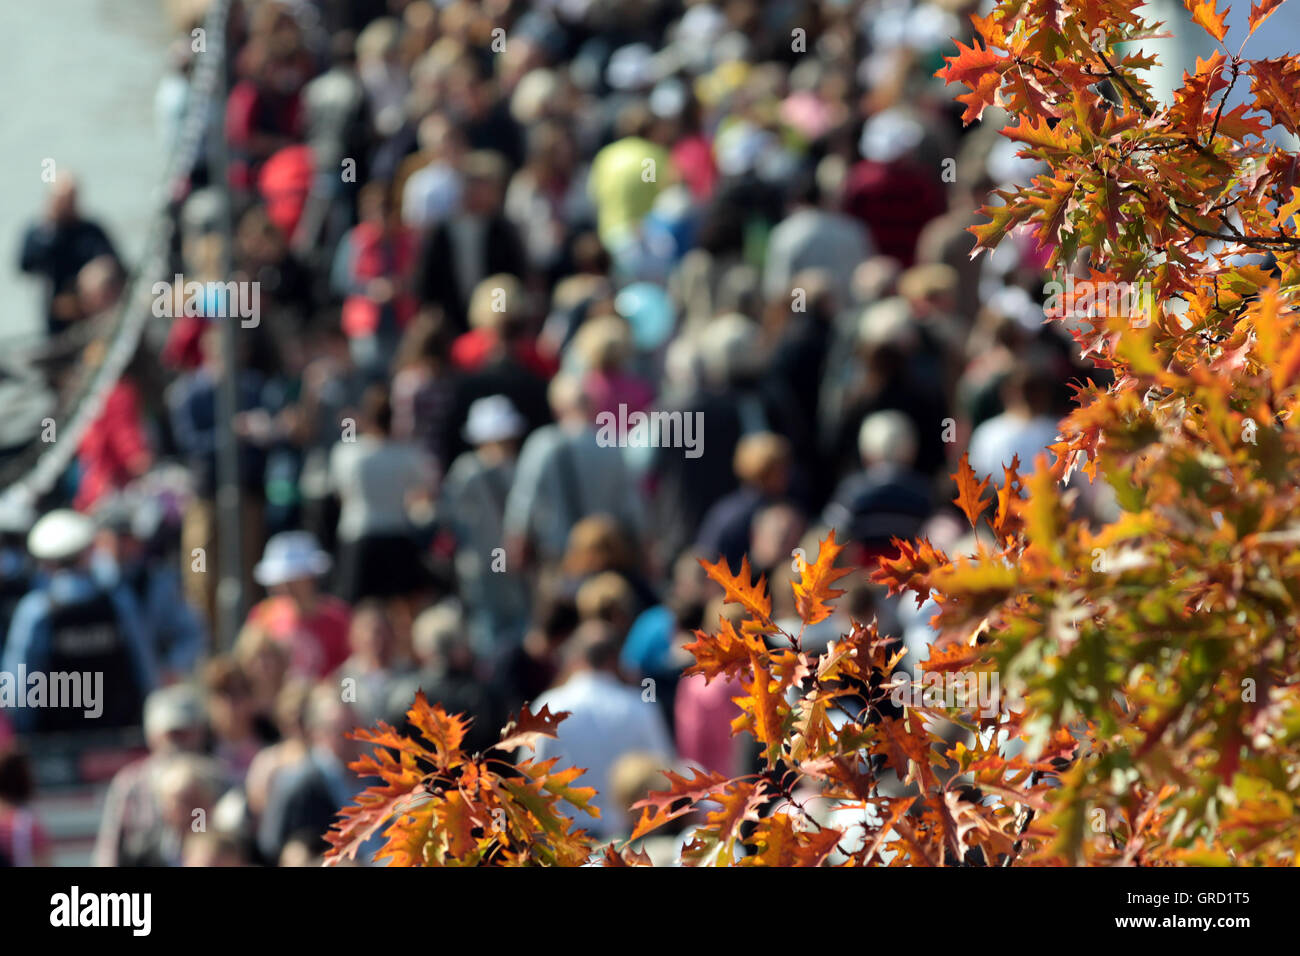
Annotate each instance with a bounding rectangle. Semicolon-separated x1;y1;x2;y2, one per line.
254;531;332;587
27;509;96;562
463;395;527;446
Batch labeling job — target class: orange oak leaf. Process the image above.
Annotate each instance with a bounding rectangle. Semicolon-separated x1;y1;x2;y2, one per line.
1186;0;1229;42
498;703;569;753
599;843;654;866
792;530;853;625
698;553;773;624
679;780;770;866
741;813;843;867
628;767;750;841
1248;0;1287;37
1250;58;1300;135
682;614;766;682
952;452;993;527
870;536;951;605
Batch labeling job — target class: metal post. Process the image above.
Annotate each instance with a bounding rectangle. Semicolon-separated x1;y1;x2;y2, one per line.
209;4;243;653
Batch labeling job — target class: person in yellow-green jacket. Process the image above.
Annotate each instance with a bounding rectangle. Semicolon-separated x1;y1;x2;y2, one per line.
587;103;676;253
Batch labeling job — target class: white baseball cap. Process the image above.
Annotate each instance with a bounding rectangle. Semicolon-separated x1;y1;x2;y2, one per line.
27;509;96;562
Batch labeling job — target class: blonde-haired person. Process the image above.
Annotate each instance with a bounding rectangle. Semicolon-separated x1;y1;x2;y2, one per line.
695;432;798;569
568;314;654;421
575;570;638;638
446;273;558;381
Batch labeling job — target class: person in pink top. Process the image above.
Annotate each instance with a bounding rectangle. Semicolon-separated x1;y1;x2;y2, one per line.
242;531;351;679
673;600;748;777
571;315;654;421
674;670;746;778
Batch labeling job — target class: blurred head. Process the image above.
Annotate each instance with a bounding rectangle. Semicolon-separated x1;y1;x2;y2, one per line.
563;515;631;577
575;571;637;636
698;314;761;386
899;263;959;318
468;274;524;336
669;550;710;606
561;620;623;675
547;372;590;424
156;753;227;833
279;832;325;867
734;432;791;496
571;315;634;373
182;831;246;867
461;150;508;214
271;678;312;742
858;411;918;469
348;600;395;667
49;176;79;224
203;657;255;741
144;684;207;755
1002;356;1058;417
412;601;472;673
304;683;361;761
359;181;398;226
609;752;669;823
76;255;124;315
359;385;394;437
233;625;291;701
526;593;580;654
750;503;808;571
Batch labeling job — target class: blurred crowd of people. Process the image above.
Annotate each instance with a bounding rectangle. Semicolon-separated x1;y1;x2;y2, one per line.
1;0;1112;866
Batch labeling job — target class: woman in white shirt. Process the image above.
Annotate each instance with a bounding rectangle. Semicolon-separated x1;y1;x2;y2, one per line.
329;386;435;602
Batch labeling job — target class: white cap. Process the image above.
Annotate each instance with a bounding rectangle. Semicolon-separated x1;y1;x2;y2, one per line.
606;43;657;91
144;683;205;737
253;531;332;587
859;108;925;164
27;509;96;562
463;395;527;445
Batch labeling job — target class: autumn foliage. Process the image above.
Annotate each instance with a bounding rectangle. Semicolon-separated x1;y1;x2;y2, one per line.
325;0;1300;865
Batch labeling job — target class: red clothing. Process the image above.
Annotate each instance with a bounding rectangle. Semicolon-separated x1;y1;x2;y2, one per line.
671;136;718;200
583;369;654;421
341;222;419;339
76;381;151;513
244;595;352;678
259;144;314;239
225;81;302;191
842;159;946;267
161;314;207;370
451;330;559;379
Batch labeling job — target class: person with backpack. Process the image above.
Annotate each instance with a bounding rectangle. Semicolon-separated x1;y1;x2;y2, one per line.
2;510;156;734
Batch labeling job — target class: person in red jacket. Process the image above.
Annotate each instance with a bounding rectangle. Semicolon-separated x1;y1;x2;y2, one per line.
333;182;419;380
75;376;152;513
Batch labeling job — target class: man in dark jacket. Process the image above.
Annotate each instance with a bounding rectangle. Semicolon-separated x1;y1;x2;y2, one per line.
415;151;526;332
18;177;120;335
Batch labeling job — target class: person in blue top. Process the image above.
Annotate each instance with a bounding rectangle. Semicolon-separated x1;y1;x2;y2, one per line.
89;494;206;684
2;509;157;734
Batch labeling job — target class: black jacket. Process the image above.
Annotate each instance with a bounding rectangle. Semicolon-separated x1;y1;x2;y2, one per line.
414;216;527;331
